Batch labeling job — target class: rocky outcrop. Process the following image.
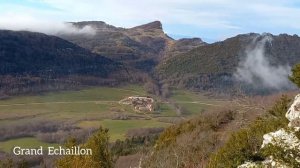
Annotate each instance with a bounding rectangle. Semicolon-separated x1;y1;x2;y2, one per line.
262;129;300;149
286;94;300;130
131;21;163;31
238;158;289;168
238;94;300;168
119;96;155;112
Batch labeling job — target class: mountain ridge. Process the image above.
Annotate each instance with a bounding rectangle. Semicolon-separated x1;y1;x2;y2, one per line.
156;33;300;93
59;21;206;71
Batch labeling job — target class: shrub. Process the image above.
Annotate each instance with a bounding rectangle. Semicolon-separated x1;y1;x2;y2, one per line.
111;135;158;157
142;109;236;168
289;64;300;88
36;128;97;144
56;127;113;168
261;144;300;167
208;96;290;168
155;109;235;150
126;128;164;138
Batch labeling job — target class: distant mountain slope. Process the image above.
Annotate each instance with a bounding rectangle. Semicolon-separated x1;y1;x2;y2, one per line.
0;30;122;76
166;38;206;58
0;30;129;95
59;21;206;71
156;33;300;93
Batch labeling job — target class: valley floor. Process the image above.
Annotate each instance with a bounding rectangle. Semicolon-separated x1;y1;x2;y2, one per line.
0;85;226;153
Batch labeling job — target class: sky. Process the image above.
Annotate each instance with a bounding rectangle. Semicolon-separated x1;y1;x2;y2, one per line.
0;0;300;42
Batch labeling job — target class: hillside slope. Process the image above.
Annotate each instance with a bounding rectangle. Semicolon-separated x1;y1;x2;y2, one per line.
0;30;121;76
0;30;129;95
156;33;300;93
142;91;297;167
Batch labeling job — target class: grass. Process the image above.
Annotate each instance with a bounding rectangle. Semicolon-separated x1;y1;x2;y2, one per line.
158;103;178;116
169;89;226;115
0;137;58;153
0;85;226;153
171;90;203;102
78;119;172;141
0;85;151;153
0;85;146;105
0;86;147;127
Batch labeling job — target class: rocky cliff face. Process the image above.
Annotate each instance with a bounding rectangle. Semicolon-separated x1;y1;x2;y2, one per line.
238;94;300;167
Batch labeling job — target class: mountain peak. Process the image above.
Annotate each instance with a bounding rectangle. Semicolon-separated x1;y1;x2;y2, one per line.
132;21;163;30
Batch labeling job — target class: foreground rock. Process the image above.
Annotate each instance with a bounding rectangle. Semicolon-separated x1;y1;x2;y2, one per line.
238;94;300;168
286;94;300;130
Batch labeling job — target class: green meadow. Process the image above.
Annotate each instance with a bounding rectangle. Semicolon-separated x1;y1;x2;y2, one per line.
78;119;171;141
170;89;228;115
0;85;226;153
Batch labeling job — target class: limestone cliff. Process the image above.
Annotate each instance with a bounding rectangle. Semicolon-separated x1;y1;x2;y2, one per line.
238;94;300;168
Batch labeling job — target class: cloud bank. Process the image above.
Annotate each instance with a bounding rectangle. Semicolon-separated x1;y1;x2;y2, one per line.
1;0;300;41
0;14;96;35
234;35;294;90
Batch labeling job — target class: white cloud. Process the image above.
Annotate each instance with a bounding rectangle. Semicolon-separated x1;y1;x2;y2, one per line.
0;13;95;35
0;4;95;35
0;0;300;39
234;35;294;90
35;0;240;29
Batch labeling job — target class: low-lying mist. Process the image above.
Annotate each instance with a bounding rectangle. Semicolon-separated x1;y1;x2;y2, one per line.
234;35;294;90
0;20;96;35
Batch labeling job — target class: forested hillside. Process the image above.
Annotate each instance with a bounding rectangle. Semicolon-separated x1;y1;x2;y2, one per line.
0;30;130;96
156;33;300;93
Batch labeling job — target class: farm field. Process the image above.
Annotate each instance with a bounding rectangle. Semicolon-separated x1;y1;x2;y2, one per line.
169;89;229;115
0;85;227;153
78;119;171;141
